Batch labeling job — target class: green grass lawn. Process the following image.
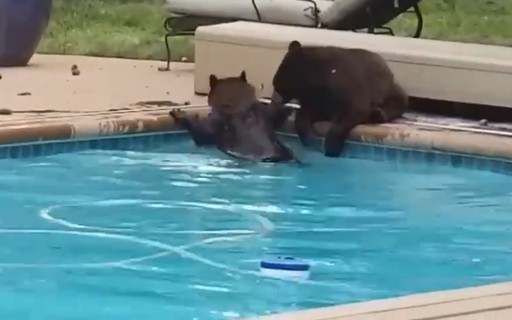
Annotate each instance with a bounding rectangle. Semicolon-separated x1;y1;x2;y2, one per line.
37;0;512;62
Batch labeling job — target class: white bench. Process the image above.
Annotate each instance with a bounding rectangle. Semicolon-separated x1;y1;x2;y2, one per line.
194;21;512;108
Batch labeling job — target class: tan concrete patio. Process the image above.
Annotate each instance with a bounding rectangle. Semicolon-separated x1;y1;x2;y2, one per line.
0;53;205;125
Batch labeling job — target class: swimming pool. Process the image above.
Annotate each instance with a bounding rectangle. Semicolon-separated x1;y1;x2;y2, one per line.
2;133;512;319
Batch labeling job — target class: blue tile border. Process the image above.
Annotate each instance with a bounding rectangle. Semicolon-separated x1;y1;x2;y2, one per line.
281;134;512;176
0;130;511;176
0;131;187;159
339;141;512;176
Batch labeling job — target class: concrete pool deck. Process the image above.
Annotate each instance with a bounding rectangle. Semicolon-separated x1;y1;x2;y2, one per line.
0;53;204;114
2;54;512;319
0;54;205;143
253;281;512;319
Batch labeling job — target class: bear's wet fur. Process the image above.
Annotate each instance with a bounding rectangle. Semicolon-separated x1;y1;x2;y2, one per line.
170;71;297;163
270;40;408;157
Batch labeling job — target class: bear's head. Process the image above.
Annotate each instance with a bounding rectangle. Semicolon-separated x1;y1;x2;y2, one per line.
207;71;257;115
271;40;304;106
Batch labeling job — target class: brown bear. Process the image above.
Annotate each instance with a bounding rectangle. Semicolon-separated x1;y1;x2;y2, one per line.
269;40;408;158
170;71;297;163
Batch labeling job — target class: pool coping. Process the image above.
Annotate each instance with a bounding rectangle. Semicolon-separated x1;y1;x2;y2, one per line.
250;281;512;319
3;102;512;162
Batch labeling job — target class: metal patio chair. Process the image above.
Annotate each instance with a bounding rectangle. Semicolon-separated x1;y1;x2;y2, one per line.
160;0;425;71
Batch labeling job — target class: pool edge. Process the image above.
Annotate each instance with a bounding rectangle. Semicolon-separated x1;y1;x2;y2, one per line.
1;104;512;162
249;281;512;319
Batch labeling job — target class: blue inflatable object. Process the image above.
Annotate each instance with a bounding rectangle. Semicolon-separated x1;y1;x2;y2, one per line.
260;256;311;279
0;0;53;67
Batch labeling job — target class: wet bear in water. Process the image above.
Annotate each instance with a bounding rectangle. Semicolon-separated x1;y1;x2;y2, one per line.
170;71;297;163
269;40;408;158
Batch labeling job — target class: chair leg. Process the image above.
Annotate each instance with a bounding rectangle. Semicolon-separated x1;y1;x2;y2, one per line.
159;18;174;72
364;6;395;36
365;6;394;37
412;4;423;38
158;33;173;71
165;32;172;70
363;6;376;34
373;3;423;38
375;26;394;36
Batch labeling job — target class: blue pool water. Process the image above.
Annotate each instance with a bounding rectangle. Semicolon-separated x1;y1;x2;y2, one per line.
1;136;512;319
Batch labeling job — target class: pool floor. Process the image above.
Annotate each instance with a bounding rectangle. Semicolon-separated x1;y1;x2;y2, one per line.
1;137;512;319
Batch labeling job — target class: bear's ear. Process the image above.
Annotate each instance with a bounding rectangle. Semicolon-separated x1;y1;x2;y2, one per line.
239;70;247;82
288;40;302;52
209;74;218;90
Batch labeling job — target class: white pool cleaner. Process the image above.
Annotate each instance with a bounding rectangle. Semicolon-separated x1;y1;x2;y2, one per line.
259;256;311;280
